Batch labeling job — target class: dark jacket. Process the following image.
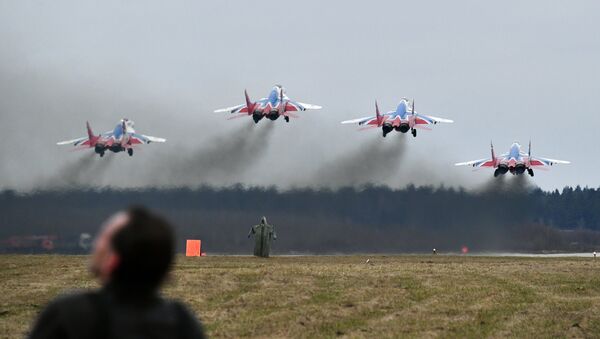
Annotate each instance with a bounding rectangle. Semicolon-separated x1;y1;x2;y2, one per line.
28;283;205;339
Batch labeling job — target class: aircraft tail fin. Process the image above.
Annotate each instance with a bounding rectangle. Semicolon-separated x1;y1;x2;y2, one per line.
245;89;254;113
491;141;496;165
375;101;381;125
528;140;532;157
86;121;95;140
86;121;100;147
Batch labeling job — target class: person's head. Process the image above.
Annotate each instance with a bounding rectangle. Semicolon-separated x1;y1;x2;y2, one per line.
261;216;267;224
90;206;175;291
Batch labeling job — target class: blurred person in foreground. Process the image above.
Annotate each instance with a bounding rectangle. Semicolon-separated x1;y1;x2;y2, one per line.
29;207;205;339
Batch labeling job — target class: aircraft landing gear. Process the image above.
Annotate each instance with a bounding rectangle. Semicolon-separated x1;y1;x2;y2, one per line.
128;148;133;157
99;152;105;157
284;116;290;123
411;129;417;137
527;168;534;177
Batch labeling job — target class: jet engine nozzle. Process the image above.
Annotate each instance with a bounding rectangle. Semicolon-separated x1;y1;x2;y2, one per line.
252;113;264;124
382;123;393;137
395;124;410;133
494;165;509;177
514;163;527;175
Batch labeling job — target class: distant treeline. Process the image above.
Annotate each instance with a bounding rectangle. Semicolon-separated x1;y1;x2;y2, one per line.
1;185;600;253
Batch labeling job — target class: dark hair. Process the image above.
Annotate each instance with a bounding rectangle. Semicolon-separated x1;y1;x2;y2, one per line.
110;206;175;290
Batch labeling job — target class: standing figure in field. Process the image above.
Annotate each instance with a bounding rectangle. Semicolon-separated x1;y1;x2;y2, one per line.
248;216;277;258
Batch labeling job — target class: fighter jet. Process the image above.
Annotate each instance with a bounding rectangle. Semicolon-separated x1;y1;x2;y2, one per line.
57;119;166;157
214;85;322;123
455;141;570;177
341;99;453;137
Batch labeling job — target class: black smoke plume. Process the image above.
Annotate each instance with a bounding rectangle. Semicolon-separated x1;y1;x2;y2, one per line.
151;121;275;187
310;134;407;188
36;152;115;190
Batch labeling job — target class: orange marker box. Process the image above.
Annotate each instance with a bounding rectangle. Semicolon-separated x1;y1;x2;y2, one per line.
186;240;201;257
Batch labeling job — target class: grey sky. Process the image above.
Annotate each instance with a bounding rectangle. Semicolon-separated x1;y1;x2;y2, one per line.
0;1;598;191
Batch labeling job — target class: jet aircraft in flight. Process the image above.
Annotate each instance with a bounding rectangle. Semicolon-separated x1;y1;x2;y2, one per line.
57;119;166;157
455;141;570;177
341;99;453;137
215;85;322;123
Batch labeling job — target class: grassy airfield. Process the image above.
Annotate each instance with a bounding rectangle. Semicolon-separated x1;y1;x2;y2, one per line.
1;255;600;338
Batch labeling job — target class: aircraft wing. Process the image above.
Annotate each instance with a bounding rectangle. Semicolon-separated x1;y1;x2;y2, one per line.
215;97;270;114
415;113;454;124
528;156;570;167
341;116;375;125
130;133;166;144
56;137;88;146
214;104;247;114
455;158;496;167
292;101;322;110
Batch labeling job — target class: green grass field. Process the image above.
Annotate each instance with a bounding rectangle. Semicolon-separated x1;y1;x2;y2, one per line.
1;255;600;338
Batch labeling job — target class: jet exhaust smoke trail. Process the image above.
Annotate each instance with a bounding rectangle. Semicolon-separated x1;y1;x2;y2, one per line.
476;174;506;194
56;153;98;188
310;134;407;188
154;121;276;187
510;174;538;193
36;152;116;190
475;174;537;194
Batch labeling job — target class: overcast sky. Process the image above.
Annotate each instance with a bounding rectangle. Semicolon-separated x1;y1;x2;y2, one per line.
0;1;598;191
